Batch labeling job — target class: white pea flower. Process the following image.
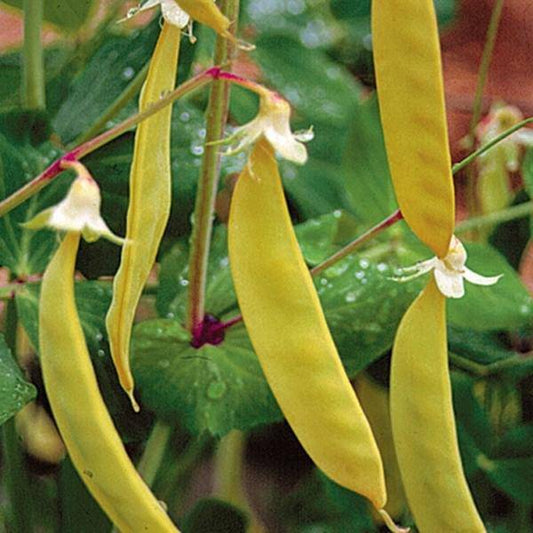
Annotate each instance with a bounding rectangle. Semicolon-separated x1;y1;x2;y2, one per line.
23;161;124;246
123;0;190;30
392;236;502;298
221;90;313;165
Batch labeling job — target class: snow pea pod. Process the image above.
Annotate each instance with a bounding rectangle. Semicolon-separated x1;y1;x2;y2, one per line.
390;279;484;532
228;140;400;527
40;232;179;532
106;23;181;410
372;0;454;258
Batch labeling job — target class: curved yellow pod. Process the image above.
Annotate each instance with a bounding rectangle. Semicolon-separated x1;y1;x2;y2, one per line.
106;23;181;410
372;0;454;258
228;140;386;510
390;279;485;532
40;233;179;533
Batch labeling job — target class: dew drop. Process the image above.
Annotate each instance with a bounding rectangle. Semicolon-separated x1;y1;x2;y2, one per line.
122;66;135;80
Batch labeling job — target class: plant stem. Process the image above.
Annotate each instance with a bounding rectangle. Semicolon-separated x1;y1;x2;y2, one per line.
187;0;240;334
213;430;247;504
0;68;215;218
310;209;403;277
22;0;45;110
449;351;529;377
464;0;505;218
1;301;33;533
452;117;533;174
136;421;172;487
455;201;533;233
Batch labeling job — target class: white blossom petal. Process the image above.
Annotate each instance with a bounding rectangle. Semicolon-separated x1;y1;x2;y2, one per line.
463;268;502;286
434;266;465;298
221;90;311;164
23;163;124;246
390;235;501;299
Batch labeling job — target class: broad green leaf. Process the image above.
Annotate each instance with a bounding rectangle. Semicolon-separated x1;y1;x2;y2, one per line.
0;333;36;426
447;243;533;330
0;132;69;275
52;22;161;144
131;319;281;436
182;499;248;533
1;0;96;32
341;95;397;223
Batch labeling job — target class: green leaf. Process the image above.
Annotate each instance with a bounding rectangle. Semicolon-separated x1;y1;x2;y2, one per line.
447;243;533;330
52;22;161;144
522;148;533;204
341;95;397;223
2;0;96;32
181;499;248;533
0;333;36;426
449;327;532;381
131;320;281;436
481;456;533;505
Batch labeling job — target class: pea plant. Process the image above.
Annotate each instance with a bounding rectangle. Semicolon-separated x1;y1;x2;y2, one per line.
0;1;532;532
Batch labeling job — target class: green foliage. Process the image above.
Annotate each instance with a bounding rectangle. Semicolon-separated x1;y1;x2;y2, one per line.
2;0;96;32
181;499;248;533
0;333;36;426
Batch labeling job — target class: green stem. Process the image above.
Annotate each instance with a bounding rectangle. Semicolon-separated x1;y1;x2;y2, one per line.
0;69;214;218
1;301;33;533
452;117;533;174
450;351;530;377
73;62;150;147
22;0;45;110
187;0;240;333
465;0;505;218
311;209;403;277
136;421;172;487
213;430;247;505
455;201;533;233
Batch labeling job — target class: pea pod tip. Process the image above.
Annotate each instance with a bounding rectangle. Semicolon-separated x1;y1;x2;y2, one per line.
377;509;410;533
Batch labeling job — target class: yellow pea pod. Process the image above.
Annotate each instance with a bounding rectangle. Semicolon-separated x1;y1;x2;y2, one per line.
106;23;181;410
40;232;179;533
390;279;485;532
372;0;454;258
354;374;406;522
176;0;231;37
228;140;390;514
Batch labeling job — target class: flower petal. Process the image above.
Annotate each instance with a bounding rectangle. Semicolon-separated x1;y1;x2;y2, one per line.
463;267;502;287
264;125;308;164
161;0;190;28
433;266;464;298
